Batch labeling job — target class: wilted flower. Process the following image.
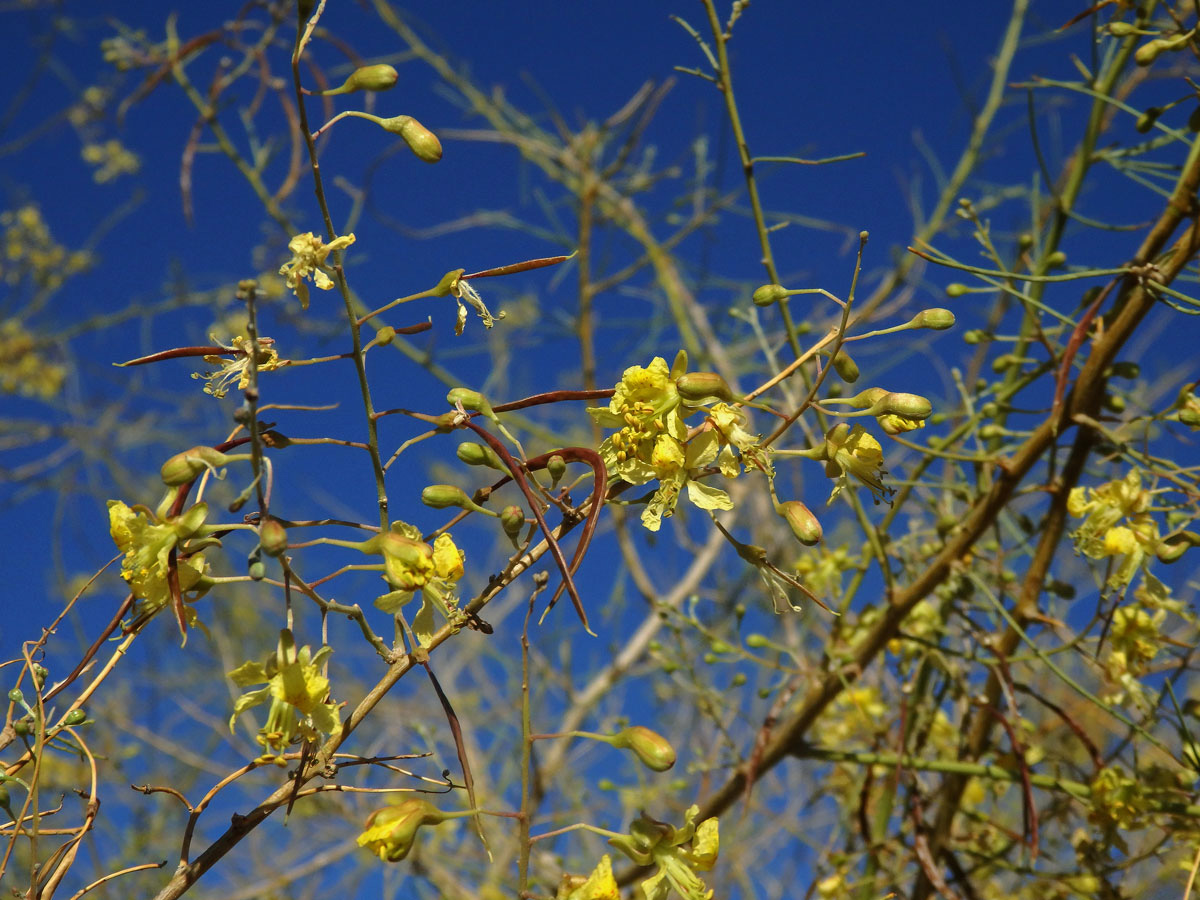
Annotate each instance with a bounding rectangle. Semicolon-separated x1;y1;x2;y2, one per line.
192;335;281;399
278;231;356;309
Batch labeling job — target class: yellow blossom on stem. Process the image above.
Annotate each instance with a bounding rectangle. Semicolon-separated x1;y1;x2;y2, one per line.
557;856;619;900
228;629;341;762
278;231;356;309
822;424;891;505
107;499;210;615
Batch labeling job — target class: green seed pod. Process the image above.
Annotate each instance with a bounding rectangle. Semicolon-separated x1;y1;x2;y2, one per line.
830;349;859;384
161;446;233;486
332;64;399;94
421;484;474;510
259;518;289;557
377;115;442;163
752;284;789;306
910;308;956;330
945;283;970;298
611;726;676;772
7;688;23;704
63;708;86;726
456;442;503;470
775;500;822;546
676;372;734;404
546;454;567;485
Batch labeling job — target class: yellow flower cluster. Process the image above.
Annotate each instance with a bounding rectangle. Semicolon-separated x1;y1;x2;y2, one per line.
608;805;719;900
107;499;211;616
1;205;91;290
81;139;140;183
1067;471;1158;587
589;355;763;531
0;319;67;399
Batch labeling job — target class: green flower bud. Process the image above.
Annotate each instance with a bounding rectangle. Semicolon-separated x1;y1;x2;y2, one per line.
752;284;788;306
376;115;442;163
7;688;23;704
375;325;396;345
1110;361;1140;379
775;500;822;546
248;559;266;581
1018;232;1035;250
456;441;503;470
873;392;932;420
1108;21;1137;36
745;633;770;648
1135;34;1192;66
421;484;475;510
963;329;989;344
330;64;399;94
1135;107;1162;133
830;349;859;383
446;387;494;417
63;708;86;726
13;717;31;737
849;387;889;409
500;505;525;545
675;372;734;404
611;726;676;772
259;519;289;557
1045;251;1067;270
1103;392;1126;413
731;672;747;687
161;446;234;486
546;454;567;485
909;308;956;330
945;283;970;298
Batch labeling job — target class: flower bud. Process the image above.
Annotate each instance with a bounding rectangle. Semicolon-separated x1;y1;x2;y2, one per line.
909;308;955;330
421;484;474;510
1108;21;1137;36
848;387;888;410
1110;361;1140;379
675;372;734;404
161;446;233;486
357;798;447;862
1044;250;1067;270
872;392;932;420
611;726;676;772
375;325;396;346
945;283;970;298
332;64;399;94
456;441;503;470
259;518;289;557
775;501;822;546
830;349;859;383
63;708;86;726
500;505;525;546
1135;35;1188;66
446;387;494;417
1136;106;1162;133
546;454;567;485
963;329;988;344
752;284;788;306
377;115;442;163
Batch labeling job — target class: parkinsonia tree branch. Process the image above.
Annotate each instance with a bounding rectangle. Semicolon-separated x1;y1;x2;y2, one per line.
617;140;1200;883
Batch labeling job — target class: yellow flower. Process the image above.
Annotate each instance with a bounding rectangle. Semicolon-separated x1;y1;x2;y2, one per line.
228;629;341;761
558;855;619;900
432;533;465;581
278;231;356;309
823;424;891;504
192;335;281;398
357;798;448;862
107;499;209;613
